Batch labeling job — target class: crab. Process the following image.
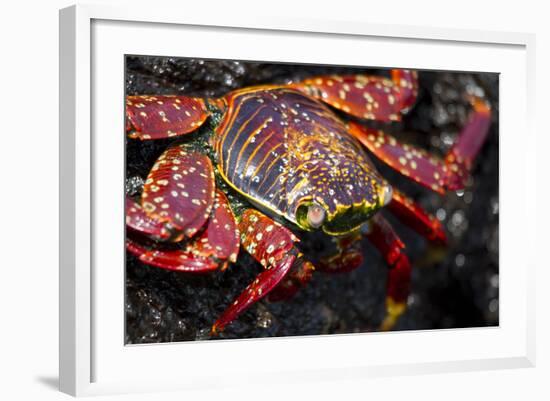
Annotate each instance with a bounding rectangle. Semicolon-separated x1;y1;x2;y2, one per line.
125;68;491;335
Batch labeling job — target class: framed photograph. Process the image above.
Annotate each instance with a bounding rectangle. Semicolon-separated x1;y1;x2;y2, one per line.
59;4;536;396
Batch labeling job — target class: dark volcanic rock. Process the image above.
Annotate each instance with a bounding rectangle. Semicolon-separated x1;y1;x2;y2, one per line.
125;57;499;344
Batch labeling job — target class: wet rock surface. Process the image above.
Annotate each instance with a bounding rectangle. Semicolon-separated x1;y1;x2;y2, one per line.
125;56;499;343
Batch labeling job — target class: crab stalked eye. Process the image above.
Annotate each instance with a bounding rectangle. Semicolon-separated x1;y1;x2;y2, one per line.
296;201;327;231
379;184;393;207
307;203;326;229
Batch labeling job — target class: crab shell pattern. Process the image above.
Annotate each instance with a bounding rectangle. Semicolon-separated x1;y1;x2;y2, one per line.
125;69;492;334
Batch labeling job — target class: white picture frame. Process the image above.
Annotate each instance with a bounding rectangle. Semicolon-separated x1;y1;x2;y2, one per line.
59;3;536;397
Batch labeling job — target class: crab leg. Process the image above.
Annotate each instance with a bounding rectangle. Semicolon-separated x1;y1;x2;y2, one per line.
127;190;239;273
387;189;447;245
290;69;418;122
349;122;449;193
364;214;412;331
347;96;491;194
264;259;315;302
127;239;218;273
391;69;419;112
211;209;314;334
444;97;492;185
126;95;209;140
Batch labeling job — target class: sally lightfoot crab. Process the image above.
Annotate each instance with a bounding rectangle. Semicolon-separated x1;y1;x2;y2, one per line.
125;69;491;335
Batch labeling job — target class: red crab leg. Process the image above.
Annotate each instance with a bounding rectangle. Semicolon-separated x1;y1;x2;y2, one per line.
290;70;418;122
391;69;419;112
349;121;449;193
127;190;240;272
444;97;492;188
266;258;316;302
211;209;314;334
126;239;219;273
126;95;209;140
317;231;365;273
347;96;491;194
365;214;412;331
140;144;215;240
387;189;447;245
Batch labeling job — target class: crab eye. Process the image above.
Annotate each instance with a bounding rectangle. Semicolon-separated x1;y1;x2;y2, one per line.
380;184;393;207
307;203;326;229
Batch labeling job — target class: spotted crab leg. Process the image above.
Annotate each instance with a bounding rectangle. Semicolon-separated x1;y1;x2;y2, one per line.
387;189;447;245
290;69;418;122
211;209;314;334
264;259;315;303
364;214;412;331
126;95;210;140
347;96;491;194
444;97;493;183
127;190;239;272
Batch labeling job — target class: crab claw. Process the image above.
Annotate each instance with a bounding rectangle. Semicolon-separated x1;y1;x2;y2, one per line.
317;231;364;273
126;196;171;241
291;70;418;122
141;145;216;241
211;209;313;335
126;95;209;140
127;190;239;273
